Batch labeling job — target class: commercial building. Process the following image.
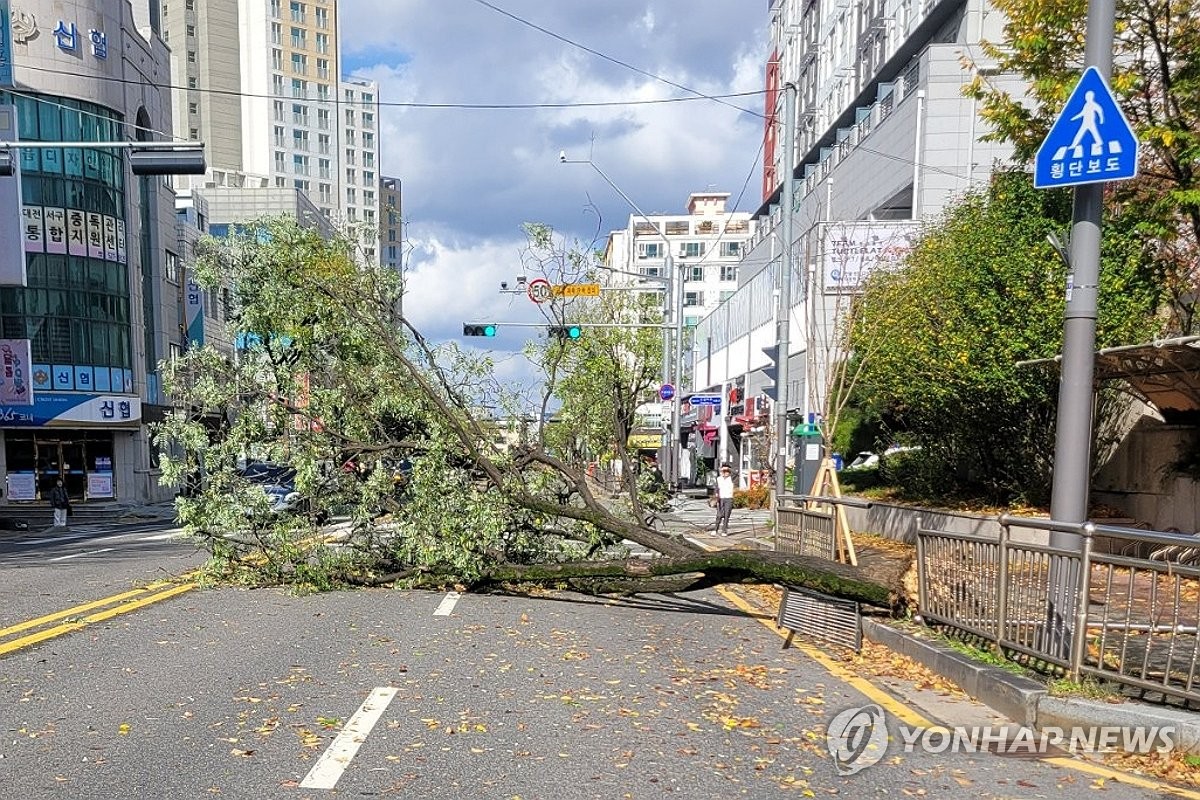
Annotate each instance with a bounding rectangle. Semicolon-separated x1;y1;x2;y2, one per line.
688;0;1020;484
0;0;183;506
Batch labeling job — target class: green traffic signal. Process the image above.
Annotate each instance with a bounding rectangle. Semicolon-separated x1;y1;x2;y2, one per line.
550;325;582;340
463;323;497;337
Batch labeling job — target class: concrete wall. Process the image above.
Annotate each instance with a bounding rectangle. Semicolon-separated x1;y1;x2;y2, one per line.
1093;418;1200;533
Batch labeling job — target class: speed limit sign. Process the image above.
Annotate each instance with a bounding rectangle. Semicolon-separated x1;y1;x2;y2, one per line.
527;278;552;304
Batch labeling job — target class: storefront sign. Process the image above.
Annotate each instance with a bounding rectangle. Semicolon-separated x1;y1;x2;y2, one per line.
6;472;35;500
44;207;67;254
53;20;107;59
0;338;32;406
20;205;42;252
0;392;141;427
87;472;114;498
185;276;205;346
627;433;663;450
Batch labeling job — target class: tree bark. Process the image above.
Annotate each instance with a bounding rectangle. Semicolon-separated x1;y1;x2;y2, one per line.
365;548;910;612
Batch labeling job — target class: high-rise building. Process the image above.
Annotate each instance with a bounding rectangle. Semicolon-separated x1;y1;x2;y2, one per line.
379;176;403;272
163;0;379;232
339;78;380;259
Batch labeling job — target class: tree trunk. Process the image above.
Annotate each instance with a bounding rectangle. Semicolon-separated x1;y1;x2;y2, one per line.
371;548;910;612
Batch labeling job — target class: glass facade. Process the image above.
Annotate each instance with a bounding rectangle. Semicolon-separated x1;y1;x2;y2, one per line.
1;95;134;393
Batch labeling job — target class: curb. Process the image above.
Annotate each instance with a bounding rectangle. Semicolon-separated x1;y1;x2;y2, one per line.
862;618;1046;727
862;618;1200;754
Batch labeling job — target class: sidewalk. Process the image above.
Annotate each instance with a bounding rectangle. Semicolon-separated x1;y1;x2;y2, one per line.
656;495;774;549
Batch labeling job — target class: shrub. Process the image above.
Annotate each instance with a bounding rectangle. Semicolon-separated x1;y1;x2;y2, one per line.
733;484;770;509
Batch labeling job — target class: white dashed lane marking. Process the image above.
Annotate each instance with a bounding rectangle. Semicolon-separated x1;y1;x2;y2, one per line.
433;591;461;617
300;686;399;790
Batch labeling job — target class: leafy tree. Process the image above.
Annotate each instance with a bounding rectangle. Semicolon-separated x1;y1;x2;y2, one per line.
966;0;1200;330
848;171;1161;504
155;216;906;607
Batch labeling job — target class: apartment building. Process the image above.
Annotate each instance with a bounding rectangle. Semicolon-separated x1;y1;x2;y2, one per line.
163;0;379;241
603;192;755;330
339;78;380;259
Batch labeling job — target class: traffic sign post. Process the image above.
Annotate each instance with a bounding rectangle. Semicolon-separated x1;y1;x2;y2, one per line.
1034;67;1138;189
689;394;722;408
658;383;675;402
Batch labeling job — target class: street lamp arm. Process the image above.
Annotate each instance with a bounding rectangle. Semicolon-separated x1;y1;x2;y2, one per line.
562;158;672;251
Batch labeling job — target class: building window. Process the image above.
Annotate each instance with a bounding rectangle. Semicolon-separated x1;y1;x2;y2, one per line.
273;100;285;121
638;242;661;259
317;133;330;153
363;112;374;130
346;168;356;185
272;75;285;96
291;79;307;98
317;109;330;131
271;22;282;44
345;109;355;126
347;188;356;205
292;129;309;150
291;103;308;125
273;125;285;147
165;250;180;283
274;151;286;172
187;50;196;63
318;158;331;179
293;154;309;175
719;265;738;282
316;58;329;79
319;184;331;203
720;241;742;257
272;48;283;70
270;0;281;16
681;242;705;258
188;102;198;115
316;32;329;54
291;53;307;75
290;26;306;49
289;1;305;23
315;6;329;28
689;266;704;282
684;291;703;307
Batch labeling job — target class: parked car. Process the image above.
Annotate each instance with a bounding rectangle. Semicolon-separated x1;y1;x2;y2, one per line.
238;462;327;522
844;451;880;471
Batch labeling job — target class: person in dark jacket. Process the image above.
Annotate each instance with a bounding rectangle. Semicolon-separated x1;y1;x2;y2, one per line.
48;479;70;528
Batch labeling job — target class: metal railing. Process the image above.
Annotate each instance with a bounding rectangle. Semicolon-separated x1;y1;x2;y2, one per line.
775;494;871;561
918;516;1200;705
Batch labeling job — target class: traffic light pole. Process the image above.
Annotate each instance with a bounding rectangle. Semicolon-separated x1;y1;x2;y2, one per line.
774;82;798;500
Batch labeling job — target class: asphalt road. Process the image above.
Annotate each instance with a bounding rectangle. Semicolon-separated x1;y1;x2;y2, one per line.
0;581;1179;799
0;521;206;628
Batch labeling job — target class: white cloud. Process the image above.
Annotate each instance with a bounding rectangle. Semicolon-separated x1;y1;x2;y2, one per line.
342;1;768;400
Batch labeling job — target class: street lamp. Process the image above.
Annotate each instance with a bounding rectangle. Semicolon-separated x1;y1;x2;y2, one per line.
561;153;684;487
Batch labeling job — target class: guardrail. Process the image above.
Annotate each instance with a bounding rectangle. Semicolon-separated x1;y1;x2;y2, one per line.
918;516;1200;705
775;495;871;561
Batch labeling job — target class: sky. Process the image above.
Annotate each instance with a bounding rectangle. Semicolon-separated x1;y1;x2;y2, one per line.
337;1;770;389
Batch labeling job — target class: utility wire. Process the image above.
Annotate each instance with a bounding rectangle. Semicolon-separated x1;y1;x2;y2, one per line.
16;63;767;112
466;0;767;120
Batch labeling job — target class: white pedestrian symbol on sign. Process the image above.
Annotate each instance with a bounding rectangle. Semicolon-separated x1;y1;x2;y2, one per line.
1034;67;1139;189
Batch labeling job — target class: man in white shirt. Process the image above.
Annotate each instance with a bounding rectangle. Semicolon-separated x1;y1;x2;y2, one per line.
714;463;735;536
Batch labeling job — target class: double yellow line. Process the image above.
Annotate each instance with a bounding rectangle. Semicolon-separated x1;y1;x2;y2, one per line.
0;579;197;657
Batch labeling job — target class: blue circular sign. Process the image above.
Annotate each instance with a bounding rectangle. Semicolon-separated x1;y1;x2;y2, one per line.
659;383;675;401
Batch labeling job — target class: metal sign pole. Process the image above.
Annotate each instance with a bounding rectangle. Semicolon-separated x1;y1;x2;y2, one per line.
1046;0;1117;658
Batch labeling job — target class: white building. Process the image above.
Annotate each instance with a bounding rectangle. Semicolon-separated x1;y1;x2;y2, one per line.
603;191;755;331
688;0;1022;482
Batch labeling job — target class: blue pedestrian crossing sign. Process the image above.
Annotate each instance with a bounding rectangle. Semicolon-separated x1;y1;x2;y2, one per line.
1035;67;1138;189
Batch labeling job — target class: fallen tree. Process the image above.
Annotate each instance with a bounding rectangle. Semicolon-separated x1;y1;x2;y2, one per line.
157;218;909;611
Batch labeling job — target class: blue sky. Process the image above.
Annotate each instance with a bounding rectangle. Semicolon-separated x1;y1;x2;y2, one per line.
337;1;768;386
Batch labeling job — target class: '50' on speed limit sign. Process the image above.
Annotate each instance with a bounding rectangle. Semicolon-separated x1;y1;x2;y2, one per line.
527;278;552;304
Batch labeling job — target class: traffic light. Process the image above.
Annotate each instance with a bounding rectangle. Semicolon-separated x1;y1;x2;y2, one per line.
549;325;583;340
463;323;498;337
761;343;780;401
